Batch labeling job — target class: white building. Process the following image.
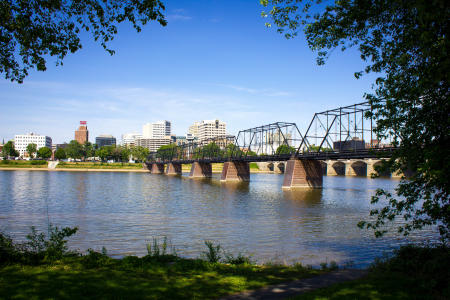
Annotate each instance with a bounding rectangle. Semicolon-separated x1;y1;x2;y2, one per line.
14;133;52;157
188;120;226;142
121;133;142;147
136;137;172;152
142;120;171;139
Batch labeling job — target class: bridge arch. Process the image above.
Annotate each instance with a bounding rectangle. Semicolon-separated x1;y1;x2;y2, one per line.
349;161;367;177
267;162;274;171
330;161;345;176
371;160;391;177
276;162;285;173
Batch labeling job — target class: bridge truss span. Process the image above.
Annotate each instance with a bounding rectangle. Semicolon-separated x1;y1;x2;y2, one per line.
297;100;393;154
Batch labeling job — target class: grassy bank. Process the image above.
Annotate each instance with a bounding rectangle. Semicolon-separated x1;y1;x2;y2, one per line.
56;162;144;169
0;227;323;299
293;245;450;300
0;160;47;168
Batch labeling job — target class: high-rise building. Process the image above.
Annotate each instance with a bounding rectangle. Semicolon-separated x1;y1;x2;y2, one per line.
96;134;116;148
121;133;142;147
188;120;226;142
142;120;171;138
75;121;89;144
14;133;52;157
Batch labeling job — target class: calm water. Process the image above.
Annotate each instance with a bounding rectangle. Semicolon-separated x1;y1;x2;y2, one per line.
0;170;437;267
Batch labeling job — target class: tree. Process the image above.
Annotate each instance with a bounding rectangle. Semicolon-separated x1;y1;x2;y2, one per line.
201;143;222;158
95;146;111;162
1;0;167;83
37;146;52;159
26;143;37;158
262;0;449;241
157;144;178;160
1;141;19;158
65;140;83;159
275;144;295;155
130;146;149;162
82;142;95;160
54;148;66;160
119;146;131;162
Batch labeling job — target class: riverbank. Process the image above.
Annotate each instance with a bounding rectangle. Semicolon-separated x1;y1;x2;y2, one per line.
1;227;447;300
0;161;274;173
0;227;325;299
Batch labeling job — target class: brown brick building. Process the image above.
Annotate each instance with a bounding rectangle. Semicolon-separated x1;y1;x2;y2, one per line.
75;121;89;144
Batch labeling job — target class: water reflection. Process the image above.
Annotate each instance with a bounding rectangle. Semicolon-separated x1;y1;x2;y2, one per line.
0;170;438;267
283;189;322;207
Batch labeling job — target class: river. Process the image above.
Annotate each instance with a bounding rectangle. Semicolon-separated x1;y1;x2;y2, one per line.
0;170;437;267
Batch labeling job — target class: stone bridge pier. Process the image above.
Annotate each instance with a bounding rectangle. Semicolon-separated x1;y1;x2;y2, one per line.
149;163;165;174
189;162;212;178
282;159;323;189
221;161;250;182
166;163;182;175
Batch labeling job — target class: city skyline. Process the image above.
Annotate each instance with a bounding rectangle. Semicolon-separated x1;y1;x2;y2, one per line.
0;0;377;144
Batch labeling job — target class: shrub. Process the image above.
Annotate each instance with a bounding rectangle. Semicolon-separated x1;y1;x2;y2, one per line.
144;237;178;263
0;232;21;264
30;160;47;165
223;252;253;265
81;249;112;268
26;225;78;261
372;244;450;296
203;240;222;263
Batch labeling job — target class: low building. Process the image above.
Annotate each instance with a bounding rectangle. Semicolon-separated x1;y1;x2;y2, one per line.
121;133;142;147
96;134;116;148
136;137;171;152
14;133;52;157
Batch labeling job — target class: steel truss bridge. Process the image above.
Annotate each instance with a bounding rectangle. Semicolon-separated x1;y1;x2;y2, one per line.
147;100;396;164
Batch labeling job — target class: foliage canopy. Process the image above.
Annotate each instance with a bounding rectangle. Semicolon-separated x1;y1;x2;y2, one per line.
37;147;52;159
262;0;449;241
1;0;167;83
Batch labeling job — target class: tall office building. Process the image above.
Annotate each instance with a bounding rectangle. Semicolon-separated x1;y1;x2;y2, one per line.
188;119;226;142
14;133;52;157
75;121;89;144
142;120;171;138
96;134;116;148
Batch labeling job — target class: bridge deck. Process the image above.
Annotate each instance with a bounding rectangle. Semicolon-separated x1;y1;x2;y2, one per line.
149;148;394;165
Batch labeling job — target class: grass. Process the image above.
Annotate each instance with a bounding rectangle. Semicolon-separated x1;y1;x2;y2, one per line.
0;160;48;168
0;257;323;299
56;162;144;169
0;228;323;299
291;244;450;300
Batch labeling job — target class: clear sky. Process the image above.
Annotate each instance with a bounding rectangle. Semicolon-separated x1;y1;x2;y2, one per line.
0;0;378;144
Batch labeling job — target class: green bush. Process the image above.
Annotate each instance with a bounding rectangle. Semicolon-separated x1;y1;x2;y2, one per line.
203;240;222;263
0;232;21;264
81;248;113;268
223;252;253;265
30;160;47;165
26;225;78;261
372;244;450;297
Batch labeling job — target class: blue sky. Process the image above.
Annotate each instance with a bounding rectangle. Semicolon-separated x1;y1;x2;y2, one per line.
0;0;378;144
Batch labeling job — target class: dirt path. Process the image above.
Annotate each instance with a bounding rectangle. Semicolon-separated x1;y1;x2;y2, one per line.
220;269;368;300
